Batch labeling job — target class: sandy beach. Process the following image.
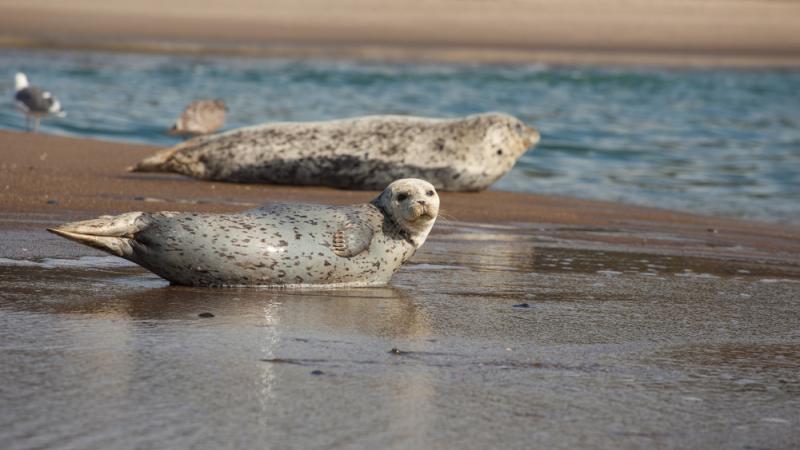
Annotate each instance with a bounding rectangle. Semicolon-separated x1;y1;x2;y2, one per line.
2;131;799;449
1;0;800;66
2;130;798;262
2;3;800;444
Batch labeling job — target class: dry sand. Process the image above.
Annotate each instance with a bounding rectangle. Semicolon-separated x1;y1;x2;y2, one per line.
1;130;798;266
1;0;799;66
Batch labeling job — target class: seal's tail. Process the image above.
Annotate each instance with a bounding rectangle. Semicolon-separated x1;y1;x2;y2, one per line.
127;138;209;176
127;147;180;173
47;212;146;257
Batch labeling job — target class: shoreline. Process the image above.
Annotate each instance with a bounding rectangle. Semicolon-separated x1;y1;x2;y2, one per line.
2;0;800;68
2;133;799;450
1;130;798;266
4;36;800;69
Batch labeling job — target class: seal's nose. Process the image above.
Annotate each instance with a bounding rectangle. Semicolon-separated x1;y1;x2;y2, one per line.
417;199;427;206
528;127;541;146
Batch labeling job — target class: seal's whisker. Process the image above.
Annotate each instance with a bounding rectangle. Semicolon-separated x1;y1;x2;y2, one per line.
435;209;459;225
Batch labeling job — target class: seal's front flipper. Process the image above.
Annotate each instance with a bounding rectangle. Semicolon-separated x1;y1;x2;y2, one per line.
47;212;147;257
331;217;374;257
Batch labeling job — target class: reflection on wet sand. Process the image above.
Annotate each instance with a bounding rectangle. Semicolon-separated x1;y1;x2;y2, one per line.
0;266;430;337
1;223;799;448
649;343;800;395
1;263;440;448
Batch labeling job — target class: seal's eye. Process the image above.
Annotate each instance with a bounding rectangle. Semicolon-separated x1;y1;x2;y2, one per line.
397;193;408;202
496;149;503;155
426;190;434;197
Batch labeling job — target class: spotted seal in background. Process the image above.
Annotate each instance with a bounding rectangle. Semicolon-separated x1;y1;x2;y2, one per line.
131;112;540;191
47;179;439;287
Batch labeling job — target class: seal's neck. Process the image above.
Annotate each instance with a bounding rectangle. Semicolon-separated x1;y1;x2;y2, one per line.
408;221;434;248
370;197;433;248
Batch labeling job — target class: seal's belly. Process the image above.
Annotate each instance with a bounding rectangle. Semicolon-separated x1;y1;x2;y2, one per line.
129;211;408;287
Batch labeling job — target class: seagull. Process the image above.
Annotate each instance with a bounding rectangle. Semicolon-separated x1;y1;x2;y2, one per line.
168;99;227;137
14;72;66;132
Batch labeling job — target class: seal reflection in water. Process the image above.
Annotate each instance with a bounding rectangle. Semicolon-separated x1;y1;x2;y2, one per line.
48;179;439;287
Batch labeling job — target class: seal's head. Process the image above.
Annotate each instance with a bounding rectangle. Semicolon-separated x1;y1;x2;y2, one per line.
374;178;439;245
510;117;541;152
481;113;540;160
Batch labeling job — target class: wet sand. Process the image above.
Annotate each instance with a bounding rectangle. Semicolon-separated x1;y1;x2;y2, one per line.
2;130;799;260
1;131;800;448
1;0;800;66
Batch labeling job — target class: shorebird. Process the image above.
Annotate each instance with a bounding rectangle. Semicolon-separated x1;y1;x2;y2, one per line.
14;72;65;132
168;99;228;137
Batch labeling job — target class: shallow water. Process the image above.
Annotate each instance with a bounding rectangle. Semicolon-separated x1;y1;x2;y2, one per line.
1;224;799;449
2;49;800;223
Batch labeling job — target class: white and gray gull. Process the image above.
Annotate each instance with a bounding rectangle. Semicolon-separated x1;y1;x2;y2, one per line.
14;72;65;132
48;178;439;287
132;112;540;191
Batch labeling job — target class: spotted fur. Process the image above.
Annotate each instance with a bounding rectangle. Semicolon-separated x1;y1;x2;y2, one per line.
132;113;540;191
48;179;439;287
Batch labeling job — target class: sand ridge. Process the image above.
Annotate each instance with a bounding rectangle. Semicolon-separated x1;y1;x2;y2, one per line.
1;0;799;66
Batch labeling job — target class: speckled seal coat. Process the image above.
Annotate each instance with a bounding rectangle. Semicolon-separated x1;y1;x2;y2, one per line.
132;112;540;191
48;179;439;287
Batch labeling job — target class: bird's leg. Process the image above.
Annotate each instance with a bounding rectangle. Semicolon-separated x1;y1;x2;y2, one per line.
34;116;40;132
25;115;31;132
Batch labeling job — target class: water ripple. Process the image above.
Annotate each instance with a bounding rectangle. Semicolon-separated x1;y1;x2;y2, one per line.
2;49;799;223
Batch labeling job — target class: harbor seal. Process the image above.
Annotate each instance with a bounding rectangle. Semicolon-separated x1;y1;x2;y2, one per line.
47;179;439;287
131;112;540;191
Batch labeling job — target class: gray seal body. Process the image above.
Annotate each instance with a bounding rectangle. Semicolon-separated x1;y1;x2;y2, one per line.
132;112;540;191
48;179;440;287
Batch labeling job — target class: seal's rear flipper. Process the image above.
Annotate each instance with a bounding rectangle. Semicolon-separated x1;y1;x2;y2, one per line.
47;212;146;257
127;140;208;177
127;147;179;172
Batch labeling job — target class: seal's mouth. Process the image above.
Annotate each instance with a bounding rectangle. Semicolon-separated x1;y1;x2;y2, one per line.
410;204;437;221
407;214;430;223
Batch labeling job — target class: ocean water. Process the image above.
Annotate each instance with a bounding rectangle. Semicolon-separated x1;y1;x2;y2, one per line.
1;49;798;224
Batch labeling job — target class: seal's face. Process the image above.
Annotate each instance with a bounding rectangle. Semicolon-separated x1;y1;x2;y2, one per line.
379;178;440;236
486;115;540;160
512;119;541;151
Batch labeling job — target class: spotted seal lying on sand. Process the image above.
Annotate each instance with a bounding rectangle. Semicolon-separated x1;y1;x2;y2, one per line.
131;112;540;191
47;179;439;287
